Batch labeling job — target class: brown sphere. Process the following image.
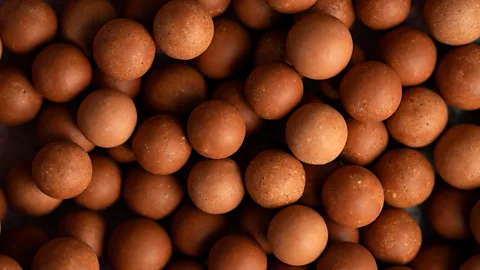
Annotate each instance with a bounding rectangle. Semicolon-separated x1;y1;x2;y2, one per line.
411;244;465;270
239;202;274;254
78;89;137;148
32;141;92;199
0;189;6;221
171;204;228;257
267;0;317;14
92;67;141;99
197;0;230;17
362;208;422;264
374;148;435;208
387;87;448;148
153;0;214;60
379;27;437;86
434;124;480;190
74;154;121;211
355;0;410;30
232;0;281;30
32;43;92;103
245;62;303;120
254;30;287;66
268;205;328;266
94;18;155;80
435;44;480;110
325;218;360;244
108;219;172;270
307;0;355;28
322;165;384;228
133;115;191;175
0;227;50;268
208;234;267;270
471;200;480;244
0;254;21;270
124;166;184;219
341;118;388;166
0;67;43;125
316;243;376;270
299;160;341;207
168;260;205;270
187;100;246;159
245;149;305;208
123;0;170;27
57;210;106;257
0;0;57;54
286;13;353;80
143;63;207;117
340;61;402;123
461;255;480;270
105;142;136;164
286;103;347;165
60;0;116;54
424;0;480;46
5;161;62;216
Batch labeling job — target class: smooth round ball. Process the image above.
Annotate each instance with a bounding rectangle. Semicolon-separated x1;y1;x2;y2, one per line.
411;244;465;270
123;0;169;27
239;201;274;254
471;200;480;244
254;30;287;66
167;260;205;270
387;87;448;148
32;141;92;199
133;115;191;175
435;44;480;110
57;211;106;257
340;61;402;123
461;255;480;270
92;68;141;99
268;205;328;266
424;0;480;45
245;62;303;120
208;234;267;270
0;0;57;53
187;100;246;159
32;237;99;270
0;254;21;270
124;166;184;219
322;165;384;228
307;0;355;28
232;0;281;30
78;89;137;148
197;0;230;17
267;0;317;14
0;227;50;268
316;243;377;270
325;218;360;244
0;67;43;125
299;160;341;207
245;149;305;208
94;18;155;80
171;204;228;257
341;118;388;166
32;43;92;103
434;124;480;190
106;142;136;163
286;103;347;165
73;154;122;211
286;13;353;80
153;0;214;60
356;0;410;30
374;148;435;208
362;208;422;264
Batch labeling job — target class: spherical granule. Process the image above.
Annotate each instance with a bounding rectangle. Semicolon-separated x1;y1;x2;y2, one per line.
239;202;274;254
362;208;422;264
287;13;352;80
167;260;205;270
374;148;435;208
197;0;230;17
123;166;184;219
245;149;305;208
0;227;49;268
73;154;122;211
105;142;136;164
355;0;410;30
77;89;137;148
254;30;287;66
0;67;43;125
245;62;303;120
322;165;384;228
286;103;347;165
411;244;465;270
132;115;191;175
461;255;480;270
268;205;328;266
471;200;480;244
306;0;355;28
0;254;21;270
434;124;480;190
32;43;92;103
299;160;341;207
232;0;281;30
267;0;317;14
340;61;402;123
325;218;360;244
32;141;92;199
92;67;141;99
315;243;377;270
123;0;170;27
153;0;214;60
93;18;155;80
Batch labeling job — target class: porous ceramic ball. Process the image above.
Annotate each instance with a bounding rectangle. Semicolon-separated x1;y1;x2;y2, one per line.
306;0;355;28
239;201;275;254
0;67;43;125
77;89;137;148
387;87;448;148
92;68;141;98
32;141;92;199
197;0;230;17
0;227;50;268
355;0;410;30
232;0;281;30
167;260;205;270
471;200;480;244
153;0;214;60
435;44;480;110
268;205;328;266
424;0;480;45
0;0;57;53
460;255;480;270
0;254;21;270
267;0;317;14
362;208;422;264
254;30;287;66
245;149;305;208
93;18;155;80
340;61;402;123
123;0;170;27
299;160;341;207
434;124;480;190
411;244;465;270
316;243;377;270
286;103;347;165
325;218;359;244
286;13;352;80
32;43;92;103
108;219;172;270
105;142;136;164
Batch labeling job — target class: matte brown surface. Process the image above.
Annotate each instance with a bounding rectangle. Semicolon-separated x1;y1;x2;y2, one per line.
315;243;377;270
356;0;410;30
254;30;287;66
239;201;274;254
197;0;230;17
0;189;6;222
325;218;360;244
0;227;49;268
471;200;480;244
461;255;480;270
92;68;141;99
267;0;317;14
167;260;206;270
105;142;135;164
232;0;281;30
0;254;21;270
268;257;308;270
123;0;170;27
299;160;341;207
411;243;465;270
306;0;355;28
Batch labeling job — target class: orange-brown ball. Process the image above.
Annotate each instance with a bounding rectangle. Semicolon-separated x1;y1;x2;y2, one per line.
92;67;141;99
105;142;136;164
299;160;341;207
267;0;317;14
0;254;21;270
239;201;274;254
306;0;355;28
0;227;50;268
356;0;411;30
315;243;377;270
232;0;282;30
197;0;230;17
461;255;480;270
325;218;360;244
